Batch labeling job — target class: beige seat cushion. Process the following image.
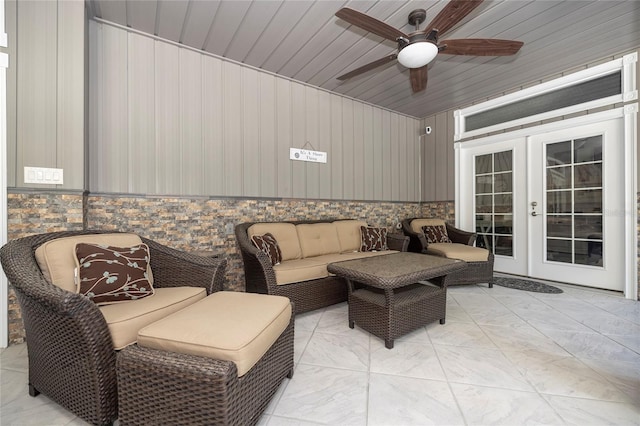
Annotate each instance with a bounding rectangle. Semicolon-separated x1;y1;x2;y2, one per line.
410;219;446;234
427;243;489;262
248;223;302;261
272;251;399;284
333;220;368;253
35;233;148;292
273;257;329;285
100;286;206;350
296;223;341;258
137;292;292;377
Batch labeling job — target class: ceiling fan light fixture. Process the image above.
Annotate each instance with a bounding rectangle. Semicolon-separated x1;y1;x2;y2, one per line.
397;41;438;68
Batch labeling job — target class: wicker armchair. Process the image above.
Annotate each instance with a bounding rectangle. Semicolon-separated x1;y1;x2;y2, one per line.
0;231;227;426
402;218;494;287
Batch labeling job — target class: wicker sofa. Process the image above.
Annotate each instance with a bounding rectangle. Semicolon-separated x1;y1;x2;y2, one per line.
402;218;494;287
0;231;227;426
235;219;409;313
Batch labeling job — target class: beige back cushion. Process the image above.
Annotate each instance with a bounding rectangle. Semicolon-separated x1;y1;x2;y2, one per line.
247;223;301;261
35;233;145;292
410;219;446;234
333;220;368;252
296;223;341;258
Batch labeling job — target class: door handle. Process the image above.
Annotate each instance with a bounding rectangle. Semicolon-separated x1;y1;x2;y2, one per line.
531;211;537;216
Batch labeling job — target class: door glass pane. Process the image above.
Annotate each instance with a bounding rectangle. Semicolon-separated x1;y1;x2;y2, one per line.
494;151;512;172
574;136;602;162
544;137;603;267
574;189;602;213
547;215;572;238
547;166;571;189
574;215;602;238
475;154;492;174
574;164;602;188
547;191;572;213
476;175;493;193
474;150;513;257
494;172;512;192
547;239;572;263
547;141;571;165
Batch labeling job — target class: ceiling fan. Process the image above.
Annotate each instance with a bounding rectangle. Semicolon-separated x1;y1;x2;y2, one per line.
335;0;524;93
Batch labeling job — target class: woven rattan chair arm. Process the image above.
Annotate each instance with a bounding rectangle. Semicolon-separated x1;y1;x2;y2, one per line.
142;237;227;294
235;223;278;294
401;218;429;253
445;223;476;246
387;233;409;252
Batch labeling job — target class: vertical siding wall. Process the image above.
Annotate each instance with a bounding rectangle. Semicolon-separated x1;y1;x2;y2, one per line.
419;112;456;202
4;0;85;190
89;21;421;201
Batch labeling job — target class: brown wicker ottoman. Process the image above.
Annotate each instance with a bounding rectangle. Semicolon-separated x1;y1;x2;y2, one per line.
116;292;294;425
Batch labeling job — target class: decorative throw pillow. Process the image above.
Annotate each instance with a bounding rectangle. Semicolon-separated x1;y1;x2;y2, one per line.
74;243;154;305
360;226;388;252
422;225;452;244
251;233;282;265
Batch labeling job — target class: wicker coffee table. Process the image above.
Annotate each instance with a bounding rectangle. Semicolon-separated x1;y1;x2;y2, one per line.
327;252;466;348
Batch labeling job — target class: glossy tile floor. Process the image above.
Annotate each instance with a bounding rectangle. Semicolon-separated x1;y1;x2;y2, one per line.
2;279;639;425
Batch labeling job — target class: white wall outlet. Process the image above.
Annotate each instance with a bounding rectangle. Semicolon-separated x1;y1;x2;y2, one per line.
24;167;64;185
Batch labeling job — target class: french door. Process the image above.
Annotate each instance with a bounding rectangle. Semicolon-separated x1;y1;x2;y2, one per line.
528;119;624;290
458;116;625;291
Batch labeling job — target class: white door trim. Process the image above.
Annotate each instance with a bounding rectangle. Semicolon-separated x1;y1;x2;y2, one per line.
455;105;637;299
623;103;638;299
1;51;8;348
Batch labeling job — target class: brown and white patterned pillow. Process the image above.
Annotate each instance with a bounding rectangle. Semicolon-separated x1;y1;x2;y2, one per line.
360;226;388;252
74;243;154;305
251;233;282;265
421;225;452;244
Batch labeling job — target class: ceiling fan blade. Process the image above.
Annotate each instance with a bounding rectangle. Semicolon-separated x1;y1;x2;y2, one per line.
337;54;398;81
440;39;524;56
410;66;428;93
424;0;484;37
336;8;407;42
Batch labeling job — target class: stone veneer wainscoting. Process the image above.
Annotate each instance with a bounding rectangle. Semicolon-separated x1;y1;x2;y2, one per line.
4;191;455;344
6;191;85;344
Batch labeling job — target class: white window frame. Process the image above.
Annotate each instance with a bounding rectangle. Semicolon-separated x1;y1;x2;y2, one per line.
454;52;638;141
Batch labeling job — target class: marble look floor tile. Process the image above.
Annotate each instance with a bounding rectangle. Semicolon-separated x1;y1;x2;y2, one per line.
503;350;633;402
450;383;564;425
273;364;367;425
293;329;312;363
0;343;29;372
266;415;326;425
544;394;640;425
445;303;475;323
368;373;465;426
1;369;80;425
314;305;353;336
435;345;533;391
298;331;370;371
480;323;569;356
370;340;446;381
516;309;594;333
541;329;640;363
294;309;325;332
466;308;529;327
580;358;640;402
604;332;640;354
427;321;497;349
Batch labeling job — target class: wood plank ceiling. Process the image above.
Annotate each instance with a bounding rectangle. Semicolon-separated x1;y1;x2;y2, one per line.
87;0;640;119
